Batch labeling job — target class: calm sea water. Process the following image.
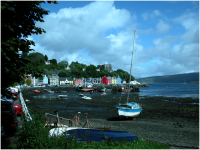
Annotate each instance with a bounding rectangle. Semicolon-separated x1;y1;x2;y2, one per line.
138;83;199;98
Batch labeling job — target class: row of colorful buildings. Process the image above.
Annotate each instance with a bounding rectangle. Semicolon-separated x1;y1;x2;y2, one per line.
23;74;126;86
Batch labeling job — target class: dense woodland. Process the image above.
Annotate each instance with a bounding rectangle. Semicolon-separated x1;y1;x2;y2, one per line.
22;52;135;82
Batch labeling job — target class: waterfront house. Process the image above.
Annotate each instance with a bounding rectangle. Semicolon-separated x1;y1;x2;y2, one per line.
102;76;108;84
117;76;122;84
75;78;84;85
43;75;48;85
121;79;126;84
59;77;67;85
66;77;73;85
112;76;117;84
45;61;50;65
49;73;59;85
107;76;112;84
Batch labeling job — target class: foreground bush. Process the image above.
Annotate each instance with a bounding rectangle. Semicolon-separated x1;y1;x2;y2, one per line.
11;111;169;149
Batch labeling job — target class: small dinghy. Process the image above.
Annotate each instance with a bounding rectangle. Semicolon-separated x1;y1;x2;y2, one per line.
58;95;68;98
101;92;107;96
48;91;54;93
82;96;92;100
79;93;84;96
34;90;40;93
44;89;51;91
56;91;62;93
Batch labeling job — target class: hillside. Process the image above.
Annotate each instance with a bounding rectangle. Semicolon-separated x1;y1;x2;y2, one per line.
137;72;199;83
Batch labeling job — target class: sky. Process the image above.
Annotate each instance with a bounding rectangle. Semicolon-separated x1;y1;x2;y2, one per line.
27;1;199;79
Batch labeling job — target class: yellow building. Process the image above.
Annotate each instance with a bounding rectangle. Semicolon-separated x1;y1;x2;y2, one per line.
112;77;117;84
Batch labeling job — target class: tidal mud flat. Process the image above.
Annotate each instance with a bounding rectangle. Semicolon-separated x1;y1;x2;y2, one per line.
22;89;199;149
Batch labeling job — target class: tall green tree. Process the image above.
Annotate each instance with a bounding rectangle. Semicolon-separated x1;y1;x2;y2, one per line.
1;1;57;95
44;55;48;61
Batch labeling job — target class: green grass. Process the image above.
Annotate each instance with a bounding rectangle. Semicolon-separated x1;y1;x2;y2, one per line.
9;111;169;149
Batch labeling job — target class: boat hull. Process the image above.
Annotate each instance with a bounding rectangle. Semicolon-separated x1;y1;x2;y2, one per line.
80;89;94;92
66;129;138;143
118;109;141;118
58;95;68;98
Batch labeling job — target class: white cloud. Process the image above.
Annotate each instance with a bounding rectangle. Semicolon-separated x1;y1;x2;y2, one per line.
141;12;148;20
150;10;161;18
156;19;171;34
29;1;199;78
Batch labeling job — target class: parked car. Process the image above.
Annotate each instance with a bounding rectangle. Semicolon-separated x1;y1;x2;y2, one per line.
1;98;23;115
12;103;23;115
1;101;18;136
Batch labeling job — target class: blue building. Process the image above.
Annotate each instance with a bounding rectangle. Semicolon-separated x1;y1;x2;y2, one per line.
117;76;121;84
43;75;48;85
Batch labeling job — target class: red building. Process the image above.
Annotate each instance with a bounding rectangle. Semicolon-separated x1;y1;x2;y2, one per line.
102;76;108;84
75;78;84;85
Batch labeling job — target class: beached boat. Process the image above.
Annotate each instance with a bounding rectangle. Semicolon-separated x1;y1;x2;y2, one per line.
44;89;51;91
34;90;40;93
82;96;92;100
101;92;107;96
66;128;138;142
79;93;84;96
80;88;94;92
58;95;68;98
116;31;142;118
48;91;54;93
100;88;106;92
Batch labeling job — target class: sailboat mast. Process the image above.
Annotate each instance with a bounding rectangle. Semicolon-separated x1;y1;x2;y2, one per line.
127;30;136;103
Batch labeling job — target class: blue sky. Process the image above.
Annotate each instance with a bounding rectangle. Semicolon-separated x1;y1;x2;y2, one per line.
28;1;199;79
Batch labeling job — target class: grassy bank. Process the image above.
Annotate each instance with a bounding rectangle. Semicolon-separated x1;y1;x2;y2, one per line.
8;111;169;149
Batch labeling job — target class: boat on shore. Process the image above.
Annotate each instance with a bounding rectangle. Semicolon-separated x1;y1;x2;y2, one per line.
34;90;40;93
116;30;142;118
101;92;107;96
44;89;51;91
82;96;92;100
58;95;68;98
80;88;94;92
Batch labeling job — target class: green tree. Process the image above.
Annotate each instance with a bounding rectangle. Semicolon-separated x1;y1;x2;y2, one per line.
85;65;97;78
28;52;45;66
1;1;57;95
61;61;68;67
44;55;48;61
58;70;68;77
51;59;57;65
26;79;32;85
57;61;67;70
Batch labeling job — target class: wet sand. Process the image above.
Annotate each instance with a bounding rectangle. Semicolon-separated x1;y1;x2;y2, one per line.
22;89;199;149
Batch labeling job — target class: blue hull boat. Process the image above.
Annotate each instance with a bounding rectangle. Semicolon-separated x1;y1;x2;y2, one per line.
66;129;138;143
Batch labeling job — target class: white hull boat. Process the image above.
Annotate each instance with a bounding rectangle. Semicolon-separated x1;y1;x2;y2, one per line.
116;31;142;118
48;91;54;93
101;92;107;96
58;95;68;98
100;88;106;92
117;102;142;118
82;96;92;100
79;93;84;96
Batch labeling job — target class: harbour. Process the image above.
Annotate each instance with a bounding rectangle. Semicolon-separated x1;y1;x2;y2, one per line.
20;83;199;149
